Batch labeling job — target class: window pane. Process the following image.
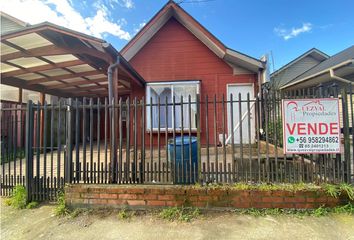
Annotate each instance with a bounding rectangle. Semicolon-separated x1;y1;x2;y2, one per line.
173;85;197;129
22;89;40;103
148;85;172;129
0;84;19;102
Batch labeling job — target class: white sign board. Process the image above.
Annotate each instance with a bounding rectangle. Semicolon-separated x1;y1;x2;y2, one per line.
282;98;341;154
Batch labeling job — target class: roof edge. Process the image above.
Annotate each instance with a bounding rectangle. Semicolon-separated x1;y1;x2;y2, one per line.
121;1;263;71
224;48;265;72
271;48;329;77
280;59;354;89
2;21;106;43
0;11;28;27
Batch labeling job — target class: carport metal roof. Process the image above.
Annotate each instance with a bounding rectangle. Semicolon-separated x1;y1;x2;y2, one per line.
1;22;145;98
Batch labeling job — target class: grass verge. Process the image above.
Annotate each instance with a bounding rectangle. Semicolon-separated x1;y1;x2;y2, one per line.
159;207;200;222
4;185;39;209
234;203;354;217
53;191;70;216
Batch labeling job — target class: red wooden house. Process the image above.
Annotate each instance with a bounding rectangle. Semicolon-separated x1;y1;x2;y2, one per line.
0;1;266;148
121;1;266;145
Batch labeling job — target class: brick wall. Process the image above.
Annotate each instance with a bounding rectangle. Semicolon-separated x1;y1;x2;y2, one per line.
65;184;350;209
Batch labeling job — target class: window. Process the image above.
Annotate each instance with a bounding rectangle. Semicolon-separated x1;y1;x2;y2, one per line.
146;81;200;131
22;89;40;103
0;84;19;102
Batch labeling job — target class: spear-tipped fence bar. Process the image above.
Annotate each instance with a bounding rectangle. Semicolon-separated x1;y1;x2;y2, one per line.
0;85;353;200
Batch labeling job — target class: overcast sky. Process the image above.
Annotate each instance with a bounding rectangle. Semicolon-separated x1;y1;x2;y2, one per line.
2;0;354;71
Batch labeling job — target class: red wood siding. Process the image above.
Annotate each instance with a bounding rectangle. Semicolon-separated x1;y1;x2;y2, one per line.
128;17;257;145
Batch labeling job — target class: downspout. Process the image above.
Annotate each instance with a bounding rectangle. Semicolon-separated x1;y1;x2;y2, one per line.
258;68;262;96
108;56;121;105
107;56;120;183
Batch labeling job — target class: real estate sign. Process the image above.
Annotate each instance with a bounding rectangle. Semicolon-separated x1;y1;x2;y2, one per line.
282;98;341;154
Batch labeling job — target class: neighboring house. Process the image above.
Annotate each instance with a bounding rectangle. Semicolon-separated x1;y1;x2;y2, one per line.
0;11;27;34
270;48;329;89
274;46;354;91
0;12;30;103
272;46;354;134
122;1;266;145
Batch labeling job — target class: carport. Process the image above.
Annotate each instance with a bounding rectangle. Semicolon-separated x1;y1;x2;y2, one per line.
1;21;145;102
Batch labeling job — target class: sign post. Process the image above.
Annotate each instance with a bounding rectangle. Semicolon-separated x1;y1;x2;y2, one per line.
282;98;341;154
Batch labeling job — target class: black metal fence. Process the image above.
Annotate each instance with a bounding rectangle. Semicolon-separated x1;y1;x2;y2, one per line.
1;83;353;201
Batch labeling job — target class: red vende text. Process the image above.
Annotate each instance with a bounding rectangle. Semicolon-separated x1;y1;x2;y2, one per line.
286;123;339;135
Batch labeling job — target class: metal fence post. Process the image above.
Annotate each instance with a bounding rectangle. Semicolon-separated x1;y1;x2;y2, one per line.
65;98;73;183
111;98;117;183
196;93;202;184
341;88;351;183
350;85;354;183
25;100;34;203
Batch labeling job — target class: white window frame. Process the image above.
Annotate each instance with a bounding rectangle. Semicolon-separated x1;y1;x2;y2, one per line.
146;81;200;132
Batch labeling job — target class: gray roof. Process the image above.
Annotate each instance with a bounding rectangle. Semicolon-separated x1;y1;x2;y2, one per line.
284;45;354;87
270;48;328;77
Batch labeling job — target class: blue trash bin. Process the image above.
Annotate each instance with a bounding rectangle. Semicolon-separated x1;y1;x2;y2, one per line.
168;136;198;184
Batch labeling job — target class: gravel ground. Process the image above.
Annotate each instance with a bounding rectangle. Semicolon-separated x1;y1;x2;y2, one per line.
1;200;354;240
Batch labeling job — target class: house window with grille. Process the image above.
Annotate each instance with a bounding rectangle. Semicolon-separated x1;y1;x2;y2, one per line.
146;81;200;131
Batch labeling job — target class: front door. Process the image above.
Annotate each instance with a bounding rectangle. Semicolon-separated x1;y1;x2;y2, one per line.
227;84;255;144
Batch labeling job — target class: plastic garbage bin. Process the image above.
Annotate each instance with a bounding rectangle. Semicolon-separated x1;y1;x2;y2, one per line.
168;136;198;184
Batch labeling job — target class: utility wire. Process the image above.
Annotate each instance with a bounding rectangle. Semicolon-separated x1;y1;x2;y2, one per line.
177;0;217;5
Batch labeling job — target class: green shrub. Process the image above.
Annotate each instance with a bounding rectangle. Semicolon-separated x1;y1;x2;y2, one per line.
323;184;340;198
54;191;69;216
312;206;329;217
232;182;320;192
70;208;83;218
26;201;39;209
117;208;135;220
333;203;354;214
159;207;200;222
4;198;12;206
6;185;27;209
234;204;353;217
339;183;354;200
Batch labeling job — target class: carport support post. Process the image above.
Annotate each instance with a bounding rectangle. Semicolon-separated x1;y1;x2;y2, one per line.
65;98;73;183
40;92;45;148
25;100;34;203
18;88;22;104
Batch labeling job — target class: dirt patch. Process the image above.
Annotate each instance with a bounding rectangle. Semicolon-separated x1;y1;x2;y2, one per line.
1;200;354;240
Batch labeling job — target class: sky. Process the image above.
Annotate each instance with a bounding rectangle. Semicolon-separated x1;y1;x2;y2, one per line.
1;0;354;71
